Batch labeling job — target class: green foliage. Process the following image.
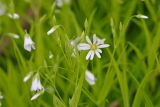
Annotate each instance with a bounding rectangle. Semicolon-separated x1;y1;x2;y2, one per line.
0;0;160;107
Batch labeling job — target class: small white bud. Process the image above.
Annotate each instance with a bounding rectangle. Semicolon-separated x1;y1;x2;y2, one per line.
23;71;34;82
85;70;96;85
47;25;60;36
8;33;20;39
8;13;20;19
135;14;148;19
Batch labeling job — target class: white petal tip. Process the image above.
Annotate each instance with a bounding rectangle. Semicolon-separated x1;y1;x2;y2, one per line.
85;70;96;85
30;90;44;101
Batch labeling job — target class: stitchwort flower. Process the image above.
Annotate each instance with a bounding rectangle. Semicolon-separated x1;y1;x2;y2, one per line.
24;72;44;101
30;73;44;101
31;73;44;92
78;34;110;60
24;31;35;52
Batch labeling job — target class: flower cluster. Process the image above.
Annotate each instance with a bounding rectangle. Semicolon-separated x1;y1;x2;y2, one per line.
0;1;19;19
0;0;152;105
1;1;110;100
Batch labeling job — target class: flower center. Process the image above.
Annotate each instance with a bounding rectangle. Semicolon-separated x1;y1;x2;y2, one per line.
90;44;97;50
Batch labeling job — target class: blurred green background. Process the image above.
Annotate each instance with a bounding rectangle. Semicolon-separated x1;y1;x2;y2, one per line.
0;0;160;107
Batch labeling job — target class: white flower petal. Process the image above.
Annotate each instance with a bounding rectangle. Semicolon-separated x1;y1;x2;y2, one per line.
31;73;44;92
78;43;90;50
95;50;101;58
97;38;106;45
24;33;35;52
31;44;36;50
78;46;90;50
86;50;92;60
90;51;95;60
85;70;96;85
86;36;92;44
98;44;110;48
31;93;40;101
93;34;97;44
47;25;60;36
31;90;44;101
96;49;102;53
23;72;33;82
25;45;31;52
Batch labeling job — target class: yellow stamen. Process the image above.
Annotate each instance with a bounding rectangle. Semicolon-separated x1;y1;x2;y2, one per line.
90;44;97;50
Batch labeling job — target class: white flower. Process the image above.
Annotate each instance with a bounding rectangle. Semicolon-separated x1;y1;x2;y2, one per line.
24;72;44;100
85;70;96;85
78;34;110;60
31;89;44;101
135;14;148;19
7;13;19;19
23;71;34;82
31;73;44;92
0;1;6;16
24;32;35;52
